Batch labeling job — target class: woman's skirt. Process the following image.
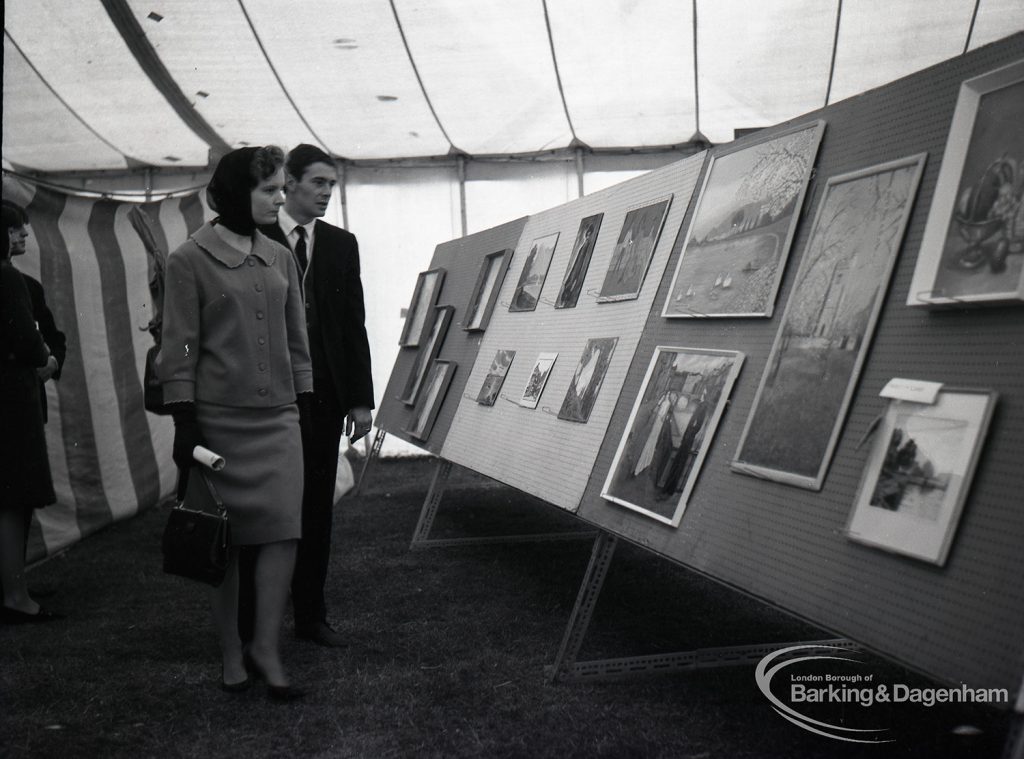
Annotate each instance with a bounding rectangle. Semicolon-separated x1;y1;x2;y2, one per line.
195;401;303;545
0;393;56;511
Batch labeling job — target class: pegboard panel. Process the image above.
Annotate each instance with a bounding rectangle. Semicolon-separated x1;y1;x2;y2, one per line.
578;33;1024;695
441;154;706;511
375;217;528;454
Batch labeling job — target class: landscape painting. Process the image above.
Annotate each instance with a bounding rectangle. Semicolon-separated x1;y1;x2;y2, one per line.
520;353;557;409
476;349;515;406
555;214;604;309
663;121;825;318
598;198;672;302
406;360;457;441
509;233;559;312
732;154;927;490
908;60;1024;306
846;388;996;565
400;268;445;346
602;347;744;526
464;249;511;331
401;305;454;406
558;337;618;423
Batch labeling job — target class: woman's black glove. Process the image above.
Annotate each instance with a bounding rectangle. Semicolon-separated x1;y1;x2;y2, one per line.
171;403;205;470
297;392;314;449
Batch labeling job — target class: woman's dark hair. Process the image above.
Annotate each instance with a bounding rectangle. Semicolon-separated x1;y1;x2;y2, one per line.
207;145;284;236
2;199;29;226
285;144;334;183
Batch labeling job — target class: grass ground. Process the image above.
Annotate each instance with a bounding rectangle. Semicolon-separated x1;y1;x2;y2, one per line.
1;457;1013;758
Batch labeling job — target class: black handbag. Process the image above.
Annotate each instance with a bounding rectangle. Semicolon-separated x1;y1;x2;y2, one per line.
162;468;231;586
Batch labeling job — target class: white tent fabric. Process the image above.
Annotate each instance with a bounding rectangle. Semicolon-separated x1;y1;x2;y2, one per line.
5;0;1023;171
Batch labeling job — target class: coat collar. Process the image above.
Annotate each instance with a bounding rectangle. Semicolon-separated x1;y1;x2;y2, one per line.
191;222;279;268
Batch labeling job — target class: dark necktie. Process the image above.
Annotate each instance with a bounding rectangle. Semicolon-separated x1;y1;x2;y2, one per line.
294;226;308;276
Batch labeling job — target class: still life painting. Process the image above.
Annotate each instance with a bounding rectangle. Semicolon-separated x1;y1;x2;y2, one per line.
908;60;1024;306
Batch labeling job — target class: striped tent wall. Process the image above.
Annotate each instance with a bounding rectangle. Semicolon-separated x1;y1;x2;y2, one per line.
3;176;208;563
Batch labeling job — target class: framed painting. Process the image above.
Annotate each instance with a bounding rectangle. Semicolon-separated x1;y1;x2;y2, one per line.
732;154;928;490
907;60;1024;307
406;360;457;441
845;388;996;565
400;305;454;406
602;347;744;527
597;197;673;302
557;337;618;423
509;232;559;312
476;349;515;406
520;352;557;409
663;120;825;318
555;213;604;309
399;268;445;347
464;249;512;331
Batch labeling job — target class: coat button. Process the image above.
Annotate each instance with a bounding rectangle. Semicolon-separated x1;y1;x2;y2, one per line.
256;311;264;320
258;362;266;372
258;388;268;396
257;336;266;345
255;283;263;292
247;258;255;267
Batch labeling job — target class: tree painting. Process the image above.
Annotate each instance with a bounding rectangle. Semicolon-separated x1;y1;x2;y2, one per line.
664;121;824;318
732;155;926;490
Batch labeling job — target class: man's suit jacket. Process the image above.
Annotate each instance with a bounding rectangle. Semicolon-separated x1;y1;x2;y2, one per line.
259;220;374;415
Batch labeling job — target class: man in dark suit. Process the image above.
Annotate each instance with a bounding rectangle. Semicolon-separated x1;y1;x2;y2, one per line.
255;144;374;647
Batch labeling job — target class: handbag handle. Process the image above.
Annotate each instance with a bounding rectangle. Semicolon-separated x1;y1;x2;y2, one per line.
177;468;227;518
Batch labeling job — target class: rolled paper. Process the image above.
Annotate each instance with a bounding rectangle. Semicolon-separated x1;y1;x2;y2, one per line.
192;445;226;471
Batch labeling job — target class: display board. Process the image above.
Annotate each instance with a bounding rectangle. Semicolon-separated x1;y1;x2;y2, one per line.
375;217;527;454
441;155;705;511
577;34;1024;695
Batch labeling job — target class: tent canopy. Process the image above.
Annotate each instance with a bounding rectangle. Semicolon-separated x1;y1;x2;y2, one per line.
5;0;1023;173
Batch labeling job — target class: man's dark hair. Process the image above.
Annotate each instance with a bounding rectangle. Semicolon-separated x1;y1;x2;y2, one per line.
286;144;335;183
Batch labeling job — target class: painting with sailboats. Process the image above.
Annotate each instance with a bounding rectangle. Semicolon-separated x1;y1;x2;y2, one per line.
664;121;824;318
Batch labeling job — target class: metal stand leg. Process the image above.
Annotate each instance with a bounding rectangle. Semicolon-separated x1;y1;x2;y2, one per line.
1004;710;1024;759
547;531;857;683
409;458;597;551
352;428;385;496
547;531;619;682
410;458;453;549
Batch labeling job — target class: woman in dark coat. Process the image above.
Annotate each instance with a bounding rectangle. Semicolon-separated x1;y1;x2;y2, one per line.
0;204;59;624
156;146;312;699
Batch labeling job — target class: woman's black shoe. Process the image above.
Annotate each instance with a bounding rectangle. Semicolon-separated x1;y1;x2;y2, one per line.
0;606;64;624
267;684;306;702
244;652;304;702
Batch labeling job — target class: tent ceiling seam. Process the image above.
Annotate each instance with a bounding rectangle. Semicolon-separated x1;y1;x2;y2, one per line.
824;0;843;106
387;0;460;155
235;0;335;159
692;0;701;139
541;0;580;145
100;0;231;157
3;30;136;166
964;0;981;53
